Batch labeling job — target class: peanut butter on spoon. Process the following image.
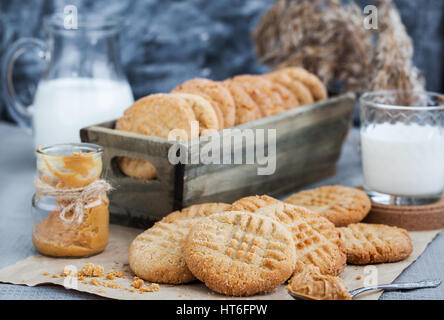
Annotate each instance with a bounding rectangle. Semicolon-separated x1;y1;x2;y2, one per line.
286;265;351;300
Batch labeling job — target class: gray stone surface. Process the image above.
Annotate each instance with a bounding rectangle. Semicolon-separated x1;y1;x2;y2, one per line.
1;0;443;122
1;122;443;300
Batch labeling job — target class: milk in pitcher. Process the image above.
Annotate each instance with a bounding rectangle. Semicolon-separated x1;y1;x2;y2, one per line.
32;78;134;147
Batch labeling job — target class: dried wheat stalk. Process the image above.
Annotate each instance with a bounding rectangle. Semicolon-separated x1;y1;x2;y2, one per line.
253;0;425;103
369;0;424;101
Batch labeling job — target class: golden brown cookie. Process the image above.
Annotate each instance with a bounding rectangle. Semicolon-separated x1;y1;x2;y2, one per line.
115;94;198;181
184;211;296;296
117;157;157;181
170;93;219;135
232;75;299;116
231;195;281;212
116;93;198;140
222;80;262;125
338;223;413;265
266;71;314;105
287;265;351;300
284;185;372;227
255;202;346;276
272;67;327;101
129;203;231;284
172;78;236;128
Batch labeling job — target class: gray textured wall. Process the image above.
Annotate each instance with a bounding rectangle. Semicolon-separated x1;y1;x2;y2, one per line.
0;0;443;123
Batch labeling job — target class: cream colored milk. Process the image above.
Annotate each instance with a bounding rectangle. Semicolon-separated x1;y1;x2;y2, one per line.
361;123;444;196
32;78;134;147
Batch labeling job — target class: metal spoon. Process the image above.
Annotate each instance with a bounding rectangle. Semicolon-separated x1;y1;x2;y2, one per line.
288;279;441;300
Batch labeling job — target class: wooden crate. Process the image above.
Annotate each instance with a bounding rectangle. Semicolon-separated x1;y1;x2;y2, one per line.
81;93;355;228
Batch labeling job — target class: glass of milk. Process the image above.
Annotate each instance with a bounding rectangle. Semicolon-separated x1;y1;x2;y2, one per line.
360;91;444;205
1;14;134;148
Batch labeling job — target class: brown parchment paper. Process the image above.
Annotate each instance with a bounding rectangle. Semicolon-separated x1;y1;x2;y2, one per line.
0;225;440;300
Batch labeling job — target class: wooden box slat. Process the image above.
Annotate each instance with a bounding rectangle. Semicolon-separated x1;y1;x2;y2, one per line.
81;93;355;227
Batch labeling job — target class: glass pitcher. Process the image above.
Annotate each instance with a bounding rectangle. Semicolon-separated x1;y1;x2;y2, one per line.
1;14;134;148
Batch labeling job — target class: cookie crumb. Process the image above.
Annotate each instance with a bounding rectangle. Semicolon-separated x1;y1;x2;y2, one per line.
90;278;100;286
60;267;76;277
105;270;124;280
78;263;104;277
89;278;121;289
130;277;160;293
104;281;122;289
131;276;144;289
43;271;49;276
52;274;59;278
138;283;160;293
356;276;361;280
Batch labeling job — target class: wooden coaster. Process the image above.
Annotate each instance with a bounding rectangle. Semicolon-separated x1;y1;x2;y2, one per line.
363;195;444;231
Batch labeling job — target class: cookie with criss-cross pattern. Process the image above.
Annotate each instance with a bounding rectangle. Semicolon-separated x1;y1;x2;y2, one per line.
284;185;371;227
129;203;231;284
255;202;346;276
338;223;412;265
232;195;345;275
231;195;281;212
184;211;296;296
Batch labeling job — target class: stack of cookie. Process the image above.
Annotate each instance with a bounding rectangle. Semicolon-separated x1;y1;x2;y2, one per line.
115;67;327;181
128;186;413;298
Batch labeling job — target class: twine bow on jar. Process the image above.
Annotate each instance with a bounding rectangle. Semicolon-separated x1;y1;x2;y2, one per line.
34;179;112;224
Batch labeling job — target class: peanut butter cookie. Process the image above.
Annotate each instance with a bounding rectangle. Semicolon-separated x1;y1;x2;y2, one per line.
184;211;296;296
232;75;299;116
255;202;346;276
284;185;371;227
272;67;327;101
172;78;236;128
231;195;281;212
338;223;413;265
115;93;198;181
170;93;219;135
116;93;198;140
129;203;231;284
222;80;262;125
266;71;314;105
117;157;157;181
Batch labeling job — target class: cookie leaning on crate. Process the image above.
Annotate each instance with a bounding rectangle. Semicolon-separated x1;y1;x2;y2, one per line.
114;67;328;181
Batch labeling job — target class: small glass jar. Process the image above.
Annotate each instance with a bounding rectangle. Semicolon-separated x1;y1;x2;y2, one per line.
32;143;109;257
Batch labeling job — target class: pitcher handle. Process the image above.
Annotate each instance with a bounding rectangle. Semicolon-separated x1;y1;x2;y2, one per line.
1;38;48;127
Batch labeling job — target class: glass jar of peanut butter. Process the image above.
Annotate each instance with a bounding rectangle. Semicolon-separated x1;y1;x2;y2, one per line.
32;143;111;257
